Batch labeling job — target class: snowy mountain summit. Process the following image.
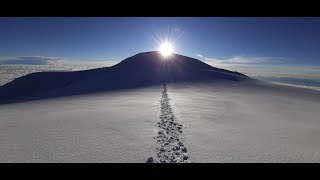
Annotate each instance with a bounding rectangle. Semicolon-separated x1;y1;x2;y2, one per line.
0;51;249;104
115;51;248;82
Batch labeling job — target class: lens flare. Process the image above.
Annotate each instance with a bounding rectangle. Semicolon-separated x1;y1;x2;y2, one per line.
159;41;174;58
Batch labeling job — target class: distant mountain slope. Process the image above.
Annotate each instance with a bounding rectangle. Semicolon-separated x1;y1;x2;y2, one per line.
0;51;249;103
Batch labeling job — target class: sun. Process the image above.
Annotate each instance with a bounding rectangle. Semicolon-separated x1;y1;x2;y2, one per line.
159;41;174;58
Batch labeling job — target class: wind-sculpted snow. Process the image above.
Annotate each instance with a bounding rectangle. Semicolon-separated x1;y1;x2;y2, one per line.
0;80;320;162
167;82;320;162
0;87;160;162
147;84;189;163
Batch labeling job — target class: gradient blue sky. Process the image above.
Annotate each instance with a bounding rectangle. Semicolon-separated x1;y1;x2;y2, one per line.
1;17;320;66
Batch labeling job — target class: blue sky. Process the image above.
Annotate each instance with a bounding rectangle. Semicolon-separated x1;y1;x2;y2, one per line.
1;17;320;66
1;17;320;89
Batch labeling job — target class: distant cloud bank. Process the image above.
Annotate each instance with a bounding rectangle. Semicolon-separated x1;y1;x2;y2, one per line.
196;54;293;65
195;54;203;58
194;53;320;91
0;56;63;65
0;56;118;66
0;56;118;86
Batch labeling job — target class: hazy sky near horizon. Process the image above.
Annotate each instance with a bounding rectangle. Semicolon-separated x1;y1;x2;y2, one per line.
0;17;320;67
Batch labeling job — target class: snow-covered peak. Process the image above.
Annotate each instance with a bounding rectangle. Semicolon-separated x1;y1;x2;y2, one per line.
0;52;250;104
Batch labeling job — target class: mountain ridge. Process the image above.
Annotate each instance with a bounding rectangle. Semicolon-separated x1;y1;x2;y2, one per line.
0;51;250;104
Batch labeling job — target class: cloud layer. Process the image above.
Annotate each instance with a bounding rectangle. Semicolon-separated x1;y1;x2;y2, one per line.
196;54;293;65
0;56;64;65
0;56;119;86
0;56;118;67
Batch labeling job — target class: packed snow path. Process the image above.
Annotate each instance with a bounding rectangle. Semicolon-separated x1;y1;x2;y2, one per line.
147;84;190;163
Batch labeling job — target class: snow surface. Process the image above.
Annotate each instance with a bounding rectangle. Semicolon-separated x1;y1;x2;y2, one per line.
1;81;320;162
0;87;160;162
168;81;320;162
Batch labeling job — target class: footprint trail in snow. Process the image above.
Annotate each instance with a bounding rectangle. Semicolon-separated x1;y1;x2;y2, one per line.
147;84;190;163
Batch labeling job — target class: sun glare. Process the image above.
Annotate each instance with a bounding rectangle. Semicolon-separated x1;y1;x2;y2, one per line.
159;41;174;58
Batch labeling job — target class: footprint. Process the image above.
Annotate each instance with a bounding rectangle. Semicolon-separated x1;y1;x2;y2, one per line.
148;84;190;163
